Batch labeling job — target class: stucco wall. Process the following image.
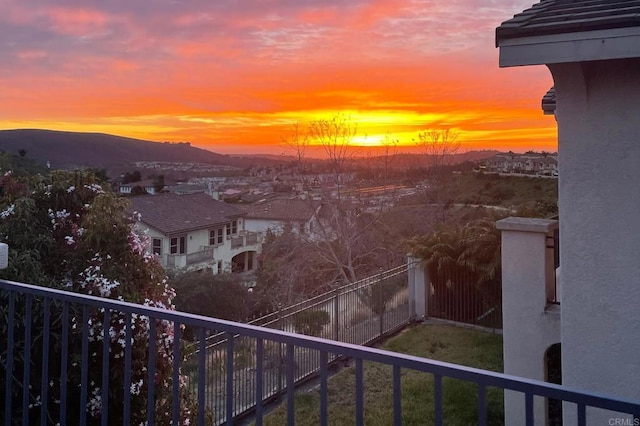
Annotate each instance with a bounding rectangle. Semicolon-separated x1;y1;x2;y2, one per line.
497;218;561;426
244;218;287;234
550;58;640;423
245;218;312;236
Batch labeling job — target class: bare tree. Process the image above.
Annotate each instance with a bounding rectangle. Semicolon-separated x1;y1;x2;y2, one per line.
414;128;460;216
416;128;460;172
379;133;399;183
282;122;312;192
309;114;358;200
272;116;391;288
256;230;334;307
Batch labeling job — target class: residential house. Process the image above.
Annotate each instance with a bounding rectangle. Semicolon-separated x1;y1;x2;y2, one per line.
239;198;319;237
484;152;558;176
119;179;162;195
496;1;640;424
128;192;261;276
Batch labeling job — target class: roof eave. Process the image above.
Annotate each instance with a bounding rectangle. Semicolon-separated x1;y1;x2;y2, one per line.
498;27;640;67
138;218;239;236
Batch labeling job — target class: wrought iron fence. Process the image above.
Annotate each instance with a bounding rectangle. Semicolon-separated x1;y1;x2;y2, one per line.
188;263;412;423
1;278;640;425
426;265;502;329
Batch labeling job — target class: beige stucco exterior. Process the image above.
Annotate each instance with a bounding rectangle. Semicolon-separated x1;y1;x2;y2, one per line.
135;217;262;275
550;58;640;424
498;23;640;425
497;218;560;426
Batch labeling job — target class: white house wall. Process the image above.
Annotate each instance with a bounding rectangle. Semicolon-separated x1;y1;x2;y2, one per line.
497;218;561;426
134;219;257;273
550;58;640;424
244;218;288;235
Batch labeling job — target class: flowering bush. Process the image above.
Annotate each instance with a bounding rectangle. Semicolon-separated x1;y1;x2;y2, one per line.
0;170;199;425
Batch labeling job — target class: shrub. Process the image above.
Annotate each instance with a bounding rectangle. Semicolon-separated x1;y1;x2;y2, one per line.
0;170;198;424
293;310;330;336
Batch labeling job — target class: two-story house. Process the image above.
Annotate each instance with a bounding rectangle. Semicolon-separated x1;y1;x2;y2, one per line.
128;192;261;276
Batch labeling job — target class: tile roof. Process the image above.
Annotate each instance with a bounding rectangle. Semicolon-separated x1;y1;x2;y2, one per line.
128;192;244;235
496;1;640;44
542;86;557;114
238;199;316;222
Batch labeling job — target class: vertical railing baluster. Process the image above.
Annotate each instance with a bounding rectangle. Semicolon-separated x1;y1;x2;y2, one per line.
255;338;264;426
240;336;247;415
22;294;33;426
147;318;156;426
334;288;339;341
286;343;295;426
355;358;364;426
172;321;181;426
378;279;383;338
4;291;15;425
434;374;443;426
393;365;402;426
525;392;534;426
123;313;132;426
197;328;206;426
577;403;586;425
477;384;487;426
320;351;328;426
40;298;51;426
80;305;89;426
101;309;110;426
60;301;69;425
226;332;234;425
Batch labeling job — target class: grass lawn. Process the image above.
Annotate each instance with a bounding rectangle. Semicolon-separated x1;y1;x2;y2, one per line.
261;323;504;426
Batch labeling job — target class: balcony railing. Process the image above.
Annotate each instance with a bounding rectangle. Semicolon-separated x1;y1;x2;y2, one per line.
230;231;260;249
186;246;214;265
166;246;215;268
1;278;639;425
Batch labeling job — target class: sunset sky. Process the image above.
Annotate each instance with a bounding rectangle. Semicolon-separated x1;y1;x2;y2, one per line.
0;0;557;156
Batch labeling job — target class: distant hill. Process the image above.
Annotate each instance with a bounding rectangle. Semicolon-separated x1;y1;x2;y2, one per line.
0;129;234;169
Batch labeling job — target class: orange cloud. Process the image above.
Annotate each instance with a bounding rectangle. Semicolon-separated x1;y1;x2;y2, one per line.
0;0;557;155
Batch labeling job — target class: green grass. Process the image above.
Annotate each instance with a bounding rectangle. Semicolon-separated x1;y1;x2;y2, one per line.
261;324;504;426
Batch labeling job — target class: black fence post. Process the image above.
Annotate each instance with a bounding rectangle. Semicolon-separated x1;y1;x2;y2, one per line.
333;287;340;341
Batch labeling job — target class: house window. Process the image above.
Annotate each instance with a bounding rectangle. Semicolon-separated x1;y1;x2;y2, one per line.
226;220;238;236
152;238;162;255
209;227;224;245
170;236;186;254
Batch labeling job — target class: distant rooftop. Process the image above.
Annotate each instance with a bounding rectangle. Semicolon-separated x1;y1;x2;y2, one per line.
496;0;640;44
239;198;316;222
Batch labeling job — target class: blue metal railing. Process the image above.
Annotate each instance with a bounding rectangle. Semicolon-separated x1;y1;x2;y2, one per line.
1;278;639;425
188;264;412;422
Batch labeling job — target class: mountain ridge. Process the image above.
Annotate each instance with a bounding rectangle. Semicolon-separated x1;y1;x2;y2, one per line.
0;129;233;169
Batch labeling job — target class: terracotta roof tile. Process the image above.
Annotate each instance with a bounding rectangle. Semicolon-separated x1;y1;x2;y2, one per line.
496;1;640;44
128;192;243;235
